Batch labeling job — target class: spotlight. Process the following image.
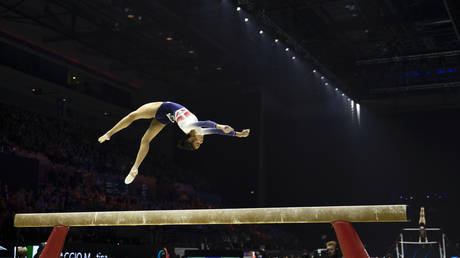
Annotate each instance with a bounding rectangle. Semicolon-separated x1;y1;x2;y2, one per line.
313;69;317;73
292;56;296;60
244;18;249;22
335;88;338;91
274;39;279;42
259;30;263;34
321;76;324;79
166;37;173;41
72;76;76;80
285;48;289;51
236;6;241;11
348;98;350;101
31;88;42;95
342;93;344;96
325;83;328;85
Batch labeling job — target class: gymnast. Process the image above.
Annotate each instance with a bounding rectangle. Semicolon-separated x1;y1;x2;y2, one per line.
98;101;250;184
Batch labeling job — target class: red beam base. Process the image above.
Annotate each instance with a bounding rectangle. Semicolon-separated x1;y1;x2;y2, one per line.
40;226;69;258
332;221;369;258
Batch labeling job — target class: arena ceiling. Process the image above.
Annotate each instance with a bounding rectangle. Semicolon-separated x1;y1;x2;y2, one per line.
0;0;233;89
2;0;460;110
245;0;460;96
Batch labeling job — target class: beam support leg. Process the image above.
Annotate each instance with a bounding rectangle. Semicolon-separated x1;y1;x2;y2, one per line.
39;226;69;258
332;221;369;258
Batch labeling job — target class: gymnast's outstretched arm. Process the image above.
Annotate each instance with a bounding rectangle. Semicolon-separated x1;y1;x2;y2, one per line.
193;120;250;137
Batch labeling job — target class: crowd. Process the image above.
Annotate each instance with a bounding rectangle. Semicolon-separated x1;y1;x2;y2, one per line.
0;103;303;252
3;102;460;257
0;103;208;187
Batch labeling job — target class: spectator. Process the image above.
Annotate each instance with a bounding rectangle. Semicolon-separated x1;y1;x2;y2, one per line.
325;241;341;258
0;103;300;251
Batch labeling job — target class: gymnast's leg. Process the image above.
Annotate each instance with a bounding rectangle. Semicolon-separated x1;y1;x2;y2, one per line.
98;102;162;143
125;119;165;184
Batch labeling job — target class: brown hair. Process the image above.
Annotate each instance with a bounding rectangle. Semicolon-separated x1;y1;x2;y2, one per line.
177;135;196;151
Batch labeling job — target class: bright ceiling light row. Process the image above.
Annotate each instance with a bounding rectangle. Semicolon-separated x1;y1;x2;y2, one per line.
237;3;357;105
237;6;297;61
317;72;358;105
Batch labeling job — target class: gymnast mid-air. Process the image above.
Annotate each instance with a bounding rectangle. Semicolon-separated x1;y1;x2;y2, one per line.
98;101;250;184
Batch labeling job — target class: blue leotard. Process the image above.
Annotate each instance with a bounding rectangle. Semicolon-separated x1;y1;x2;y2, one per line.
155;101;236;136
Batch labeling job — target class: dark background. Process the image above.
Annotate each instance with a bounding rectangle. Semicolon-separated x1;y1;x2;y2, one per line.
1;0;460;256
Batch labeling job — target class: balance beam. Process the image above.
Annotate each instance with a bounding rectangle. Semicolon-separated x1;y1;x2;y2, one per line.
14;205;407;227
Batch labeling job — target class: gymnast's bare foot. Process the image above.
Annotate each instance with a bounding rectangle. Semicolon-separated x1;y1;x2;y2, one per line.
98;134;110;143
124;168;138;184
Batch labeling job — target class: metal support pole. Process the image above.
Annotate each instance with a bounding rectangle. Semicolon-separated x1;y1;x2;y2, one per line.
400;233;404;258
442;233;446;258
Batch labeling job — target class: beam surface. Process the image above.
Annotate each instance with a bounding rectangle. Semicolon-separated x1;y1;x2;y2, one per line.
14;205;407;228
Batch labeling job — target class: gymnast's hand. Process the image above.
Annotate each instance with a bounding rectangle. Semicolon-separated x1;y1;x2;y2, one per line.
217;124;234;133
236;129;250;137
